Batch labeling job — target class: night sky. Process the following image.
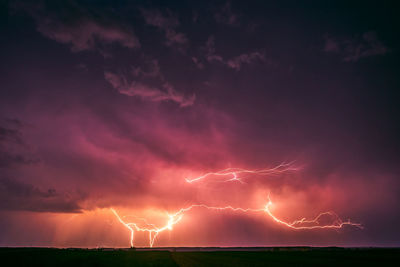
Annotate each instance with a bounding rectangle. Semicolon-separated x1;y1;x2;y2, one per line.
1;0;399;247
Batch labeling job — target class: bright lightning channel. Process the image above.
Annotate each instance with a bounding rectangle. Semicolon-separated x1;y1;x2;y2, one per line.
112;195;362;247
111;163;362;247
184;162;299;184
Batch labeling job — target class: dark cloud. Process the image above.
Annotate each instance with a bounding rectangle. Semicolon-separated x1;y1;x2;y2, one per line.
203;35;266;70
323;32;389;62
214;1;240;26
1;0;399;246
131;59;162;79
0;119;82;213
0;125;22;144
0;177;83;213
204;35;224;63
0;119;38;167
141;8;188;47
226;51;265;71
104;71;195;107
192;57;204;69
13;0;140;53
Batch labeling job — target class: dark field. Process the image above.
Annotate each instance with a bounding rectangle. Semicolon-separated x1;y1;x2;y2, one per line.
1;247;399;266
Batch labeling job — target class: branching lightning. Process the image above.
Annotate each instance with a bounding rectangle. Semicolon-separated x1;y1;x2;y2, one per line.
184;162;298;184
112;163;362;247
263;194;362;230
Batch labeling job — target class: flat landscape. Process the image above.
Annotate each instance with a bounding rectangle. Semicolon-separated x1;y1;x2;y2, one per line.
1;247;399;267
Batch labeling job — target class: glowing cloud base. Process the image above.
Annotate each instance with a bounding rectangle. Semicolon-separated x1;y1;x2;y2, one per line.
111;164;363;247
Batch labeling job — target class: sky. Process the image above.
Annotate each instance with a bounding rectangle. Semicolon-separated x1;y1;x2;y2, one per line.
0;0;399;247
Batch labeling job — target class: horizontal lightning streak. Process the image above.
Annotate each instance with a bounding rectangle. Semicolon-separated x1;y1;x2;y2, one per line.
112;196;362;247
264;195;363;230
185;162;298;184
111;164;362;247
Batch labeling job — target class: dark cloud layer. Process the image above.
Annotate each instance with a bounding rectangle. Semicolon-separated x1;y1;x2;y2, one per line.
0;177;83;213
0;0;399;247
0;119;38;167
12;0;140;53
104;71;195;106
141;8;188;47
324;31;389;62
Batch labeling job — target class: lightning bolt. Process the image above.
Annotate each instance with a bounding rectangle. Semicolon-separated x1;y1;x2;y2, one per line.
112;208;135;248
263;194;363;230
185;162;298;184
111;164;362;247
112;195;362;247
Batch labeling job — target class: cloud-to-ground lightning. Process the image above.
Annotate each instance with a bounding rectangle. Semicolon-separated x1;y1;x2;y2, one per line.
112;194;362;247
184;162;299;184
111;164;362;247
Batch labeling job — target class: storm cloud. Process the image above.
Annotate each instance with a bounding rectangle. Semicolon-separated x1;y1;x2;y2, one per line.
0;0;399;247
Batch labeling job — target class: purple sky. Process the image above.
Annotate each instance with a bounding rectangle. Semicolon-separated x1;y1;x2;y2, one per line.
0;0;399;247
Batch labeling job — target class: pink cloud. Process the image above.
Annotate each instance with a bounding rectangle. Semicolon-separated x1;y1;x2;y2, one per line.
204;36;265;70
17;2;140;53
37;20;140;52
227;51;265;71
104;71;195;107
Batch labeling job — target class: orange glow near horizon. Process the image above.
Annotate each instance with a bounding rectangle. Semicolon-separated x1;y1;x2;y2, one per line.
111;164;363;248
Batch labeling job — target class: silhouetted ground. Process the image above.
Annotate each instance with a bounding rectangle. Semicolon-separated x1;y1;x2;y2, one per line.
1;247;399;266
